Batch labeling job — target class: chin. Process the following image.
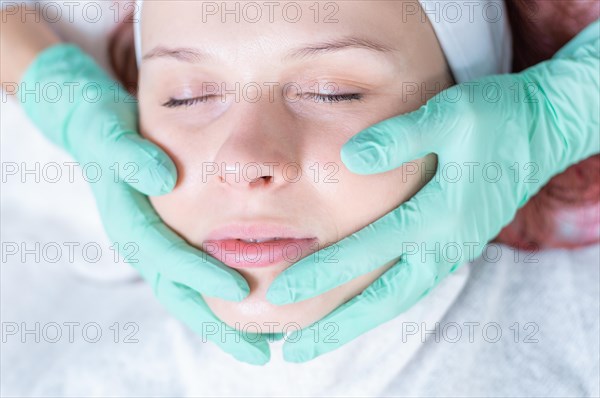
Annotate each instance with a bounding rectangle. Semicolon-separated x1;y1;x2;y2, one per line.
202;261;394;333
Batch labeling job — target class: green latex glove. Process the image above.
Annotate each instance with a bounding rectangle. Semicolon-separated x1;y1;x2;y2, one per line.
19;44;269;365
268;20;600;362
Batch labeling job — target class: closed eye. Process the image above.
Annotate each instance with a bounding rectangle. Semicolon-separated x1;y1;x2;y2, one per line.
162;93;363;108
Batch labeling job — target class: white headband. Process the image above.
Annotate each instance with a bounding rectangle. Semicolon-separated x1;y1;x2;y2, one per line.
418;0;512;82
133;0;512;82
133;0;143;66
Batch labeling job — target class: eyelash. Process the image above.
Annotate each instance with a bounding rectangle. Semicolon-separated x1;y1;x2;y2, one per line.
161;93;363;108
306;93;363;103
162;96;210;108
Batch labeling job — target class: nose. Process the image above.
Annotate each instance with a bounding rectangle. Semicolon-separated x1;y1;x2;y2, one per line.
216;162;277;188
211;96;300;191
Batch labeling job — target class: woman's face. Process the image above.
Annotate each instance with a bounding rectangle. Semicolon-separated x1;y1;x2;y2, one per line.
138;0;452;332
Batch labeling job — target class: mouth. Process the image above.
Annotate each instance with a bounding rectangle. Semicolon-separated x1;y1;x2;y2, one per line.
202;223;319;269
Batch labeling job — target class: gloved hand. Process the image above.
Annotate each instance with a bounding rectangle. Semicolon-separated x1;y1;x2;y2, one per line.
267;19;600;362
19;44;269;365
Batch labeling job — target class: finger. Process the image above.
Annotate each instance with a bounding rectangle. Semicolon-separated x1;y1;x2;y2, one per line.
282;256;440;363
107;132;178;196
341;90;463;174
267;180;445;305
92;179;250;301
94;93;178;196
81;96;178;197
156;276;270;366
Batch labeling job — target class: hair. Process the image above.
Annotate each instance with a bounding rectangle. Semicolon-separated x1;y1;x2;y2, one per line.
108;1;600;250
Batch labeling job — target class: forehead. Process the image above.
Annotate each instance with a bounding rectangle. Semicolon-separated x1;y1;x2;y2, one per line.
140;1;419;54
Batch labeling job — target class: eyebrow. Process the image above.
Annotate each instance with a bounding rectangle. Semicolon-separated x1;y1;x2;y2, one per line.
142;36;395;64
143;47;209;63
285;36;395;60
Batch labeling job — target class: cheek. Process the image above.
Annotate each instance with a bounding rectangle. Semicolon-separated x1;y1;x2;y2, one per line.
298;116;436;242
142;136;210;240
313;154;436;242
140;110;220;239
149;192;190;240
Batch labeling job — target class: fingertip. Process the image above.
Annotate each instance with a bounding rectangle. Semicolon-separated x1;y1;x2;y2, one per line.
340;141;380;174
212;332;271;365
266;263;316;304
248;355;270;366
228;281;251;302
282;350;309;363
117;134;178;196
212;260;251;302
234;348;271;366
235;337;271;365
341;116;425;175
199;273;250;302
136;162;177;196
265;282;293;305
282;339;316;363
134;152;178;196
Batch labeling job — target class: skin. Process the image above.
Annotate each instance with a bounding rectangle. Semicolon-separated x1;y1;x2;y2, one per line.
138;0;452;332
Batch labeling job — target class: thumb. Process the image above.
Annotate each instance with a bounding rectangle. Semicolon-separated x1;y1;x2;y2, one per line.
341;96;454;174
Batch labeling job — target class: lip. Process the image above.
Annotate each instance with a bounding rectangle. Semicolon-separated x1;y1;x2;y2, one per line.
202;223;318;269
204;222;316;241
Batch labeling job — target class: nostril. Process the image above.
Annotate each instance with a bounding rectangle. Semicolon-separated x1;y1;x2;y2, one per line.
249;175;273;187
